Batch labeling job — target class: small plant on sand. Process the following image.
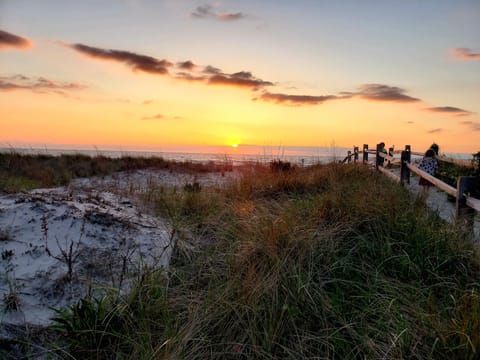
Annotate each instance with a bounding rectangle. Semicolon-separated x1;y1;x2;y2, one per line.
52;269;173;359
1;249;14;260
44;217;85;282
3;281;20;312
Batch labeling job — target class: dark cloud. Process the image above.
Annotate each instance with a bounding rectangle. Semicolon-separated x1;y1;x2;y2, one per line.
66;42;273;91
191;4;246;21
0;29;32;50
427;128;443;134
356;84;420;102
0;75;86;93
68;43;173;75
141;113;164;120
258;91;338;105
175;72;207;82
203;65;222;74
425;106;472;116
208;71;273;89
450;47;480;60
177;60;196;70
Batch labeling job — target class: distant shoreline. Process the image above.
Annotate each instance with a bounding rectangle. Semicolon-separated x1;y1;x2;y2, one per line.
0;146;474;166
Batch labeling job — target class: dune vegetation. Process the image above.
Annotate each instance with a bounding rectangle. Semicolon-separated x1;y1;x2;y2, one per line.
1;154;480;359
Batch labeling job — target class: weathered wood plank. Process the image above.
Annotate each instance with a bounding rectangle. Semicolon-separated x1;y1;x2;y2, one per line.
378;166;400;183
406;163;457;197
466;196;480;212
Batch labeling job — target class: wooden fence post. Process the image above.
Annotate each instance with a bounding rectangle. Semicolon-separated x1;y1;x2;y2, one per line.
376;143;382;170
400;145;411;185
456;176;477;236
363;144;368;164
354;146;359;163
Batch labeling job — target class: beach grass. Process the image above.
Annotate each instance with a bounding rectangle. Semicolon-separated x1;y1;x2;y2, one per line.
45;162;480;359
0;152;233;193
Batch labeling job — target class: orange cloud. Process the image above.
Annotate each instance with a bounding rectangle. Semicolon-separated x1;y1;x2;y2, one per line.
177;60;196;70
0;29;32;50
208;71;273;89
68;43;272;91
257;91;339;105
68;43;173;75
141;113;164;120
450;47;480;60
425;106;472;116
0;75;86;93
355;84;420;103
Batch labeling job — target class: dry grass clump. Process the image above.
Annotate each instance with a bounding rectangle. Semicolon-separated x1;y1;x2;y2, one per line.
47;162;480;359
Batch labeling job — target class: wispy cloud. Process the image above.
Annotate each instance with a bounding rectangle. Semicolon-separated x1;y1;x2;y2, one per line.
191;4;246;21
68;43;173;75
0;29;32;50
141;113;164;120
142;99;154;105
257;91;340;105
450;47;480;61
427;128;443;134
208;71;273;89
355;84;420;103
0;75;86;93
425;106;472;116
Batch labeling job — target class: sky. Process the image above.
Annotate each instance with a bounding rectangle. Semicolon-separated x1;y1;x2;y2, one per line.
1;0;479;154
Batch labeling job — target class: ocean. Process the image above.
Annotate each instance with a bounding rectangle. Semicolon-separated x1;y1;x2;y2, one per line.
1;144;473;166
0;145;352;166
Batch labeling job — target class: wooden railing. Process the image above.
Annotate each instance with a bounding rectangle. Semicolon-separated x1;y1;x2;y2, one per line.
343;143;480;236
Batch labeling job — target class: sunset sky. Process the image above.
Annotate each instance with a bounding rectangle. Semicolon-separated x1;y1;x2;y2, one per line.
1;0;479;154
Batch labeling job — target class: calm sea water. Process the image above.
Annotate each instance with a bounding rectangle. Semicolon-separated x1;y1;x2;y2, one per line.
0;145;352;166
1;145;472;166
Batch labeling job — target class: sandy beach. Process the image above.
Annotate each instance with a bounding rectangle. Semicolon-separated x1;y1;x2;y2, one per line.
0;169;236;335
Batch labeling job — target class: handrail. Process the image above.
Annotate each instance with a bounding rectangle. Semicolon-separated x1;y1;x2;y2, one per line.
378;166;400;183
466;195;480;212
406;163;457;197
344;144;479;235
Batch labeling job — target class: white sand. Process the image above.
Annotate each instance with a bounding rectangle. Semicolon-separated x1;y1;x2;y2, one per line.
0;169;236;330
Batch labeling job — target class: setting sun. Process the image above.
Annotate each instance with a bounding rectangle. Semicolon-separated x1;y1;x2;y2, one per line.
232;143;238;148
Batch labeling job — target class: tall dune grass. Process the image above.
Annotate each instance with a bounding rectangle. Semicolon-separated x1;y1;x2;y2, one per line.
0;152;232;192
33;162;480;358
153;164;480;359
